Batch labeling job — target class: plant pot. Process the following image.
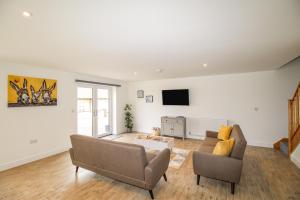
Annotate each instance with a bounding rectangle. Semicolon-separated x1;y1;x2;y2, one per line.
127;128;132;133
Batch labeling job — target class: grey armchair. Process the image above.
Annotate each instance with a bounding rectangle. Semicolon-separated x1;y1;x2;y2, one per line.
192;125;247;194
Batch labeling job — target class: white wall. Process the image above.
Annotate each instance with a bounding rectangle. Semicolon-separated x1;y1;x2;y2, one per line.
1;58;299;171
128;58;300;148
0;62;128;171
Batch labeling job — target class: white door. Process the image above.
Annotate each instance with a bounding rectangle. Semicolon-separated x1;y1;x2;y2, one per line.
77;85;112;137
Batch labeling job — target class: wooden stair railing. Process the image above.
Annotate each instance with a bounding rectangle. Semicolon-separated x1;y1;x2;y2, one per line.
288;82;300;156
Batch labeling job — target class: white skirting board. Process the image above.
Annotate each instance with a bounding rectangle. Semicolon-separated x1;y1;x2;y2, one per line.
0;146;70;172
186;134;205;140
246;141;273;148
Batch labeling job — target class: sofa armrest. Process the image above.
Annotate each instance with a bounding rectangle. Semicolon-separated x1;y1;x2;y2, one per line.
145;148;171;189
206;130;218;138
193;151;242;183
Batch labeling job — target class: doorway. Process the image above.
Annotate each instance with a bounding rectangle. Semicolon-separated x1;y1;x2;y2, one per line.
77;85;113;137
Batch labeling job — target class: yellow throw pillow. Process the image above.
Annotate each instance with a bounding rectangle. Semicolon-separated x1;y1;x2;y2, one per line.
217;125;232;140
213;138;235;156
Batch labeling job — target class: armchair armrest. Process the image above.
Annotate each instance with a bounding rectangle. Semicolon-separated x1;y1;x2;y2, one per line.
206;130;218;138
193;151;242;183
69;148;75;163
145;148;171;189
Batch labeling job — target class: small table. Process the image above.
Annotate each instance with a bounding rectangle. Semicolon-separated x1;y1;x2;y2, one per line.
132;135;175;152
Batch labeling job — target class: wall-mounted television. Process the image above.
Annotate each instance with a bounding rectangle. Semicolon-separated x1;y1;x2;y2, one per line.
162;89;189;106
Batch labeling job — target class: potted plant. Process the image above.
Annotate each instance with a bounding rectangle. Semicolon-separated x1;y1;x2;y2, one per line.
124;104;133;133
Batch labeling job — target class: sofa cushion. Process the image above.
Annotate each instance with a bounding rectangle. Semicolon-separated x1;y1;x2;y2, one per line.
198;143;215;153
204;137;221;144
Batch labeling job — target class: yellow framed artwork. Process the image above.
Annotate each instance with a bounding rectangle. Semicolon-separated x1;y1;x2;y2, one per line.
8;75;57;107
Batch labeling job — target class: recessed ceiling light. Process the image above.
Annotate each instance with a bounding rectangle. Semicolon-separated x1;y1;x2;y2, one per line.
133;72;138;75
22;11;32;17
155;69;163;73
203;63;208;68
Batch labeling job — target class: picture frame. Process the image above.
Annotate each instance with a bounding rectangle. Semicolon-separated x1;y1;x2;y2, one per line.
8;75;57;107
146;95;153;103
137;90;144;98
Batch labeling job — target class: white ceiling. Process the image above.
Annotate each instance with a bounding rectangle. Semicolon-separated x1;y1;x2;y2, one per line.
0;0;299;81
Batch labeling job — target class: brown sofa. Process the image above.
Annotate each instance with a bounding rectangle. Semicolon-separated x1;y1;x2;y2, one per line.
69;134;170;199
192;124;247;194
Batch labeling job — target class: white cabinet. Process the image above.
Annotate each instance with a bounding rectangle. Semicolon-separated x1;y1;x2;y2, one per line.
161;116;186;139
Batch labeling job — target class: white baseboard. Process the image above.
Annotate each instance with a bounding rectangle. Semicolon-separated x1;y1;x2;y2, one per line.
186;134;205;140
0;146;70;172
247;141;273;148
291;154;300;169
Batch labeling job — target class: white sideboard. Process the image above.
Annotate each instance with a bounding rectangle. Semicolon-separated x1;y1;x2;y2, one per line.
161;116;186;139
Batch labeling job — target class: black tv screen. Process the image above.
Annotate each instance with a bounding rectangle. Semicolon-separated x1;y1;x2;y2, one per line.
162;89;189;105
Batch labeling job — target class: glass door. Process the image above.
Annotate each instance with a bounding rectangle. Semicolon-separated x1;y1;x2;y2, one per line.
77;87;93;136
96;87;112;137
77;85;112;137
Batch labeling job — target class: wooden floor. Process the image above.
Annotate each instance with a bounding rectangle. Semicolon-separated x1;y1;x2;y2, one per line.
0;138;300;200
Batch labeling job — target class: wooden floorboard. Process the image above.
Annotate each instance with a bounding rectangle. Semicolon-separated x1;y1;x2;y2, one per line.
0;138;300;200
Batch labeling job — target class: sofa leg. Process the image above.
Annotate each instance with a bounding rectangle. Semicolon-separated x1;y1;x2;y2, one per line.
149;190;154;199
163;173;167;182
75;166;79;173
231;183;235;194
197;175;200;185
